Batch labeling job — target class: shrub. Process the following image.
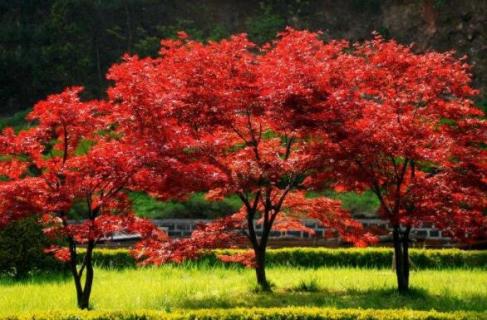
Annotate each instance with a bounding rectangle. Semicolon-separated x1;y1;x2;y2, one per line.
0;307;484;320
217;247;487;269
0;217;64;278
0;109;31;132
89;249;137;268
130;192;241;219
86;247;487;270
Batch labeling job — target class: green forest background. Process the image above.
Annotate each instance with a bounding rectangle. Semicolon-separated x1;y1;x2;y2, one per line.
0;0;485;219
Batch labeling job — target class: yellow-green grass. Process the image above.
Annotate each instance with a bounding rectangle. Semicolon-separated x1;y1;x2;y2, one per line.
0;266;485;315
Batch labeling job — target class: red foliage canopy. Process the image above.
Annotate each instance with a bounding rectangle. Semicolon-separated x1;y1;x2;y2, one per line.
107;29;376;271
301;35;487;241
0;28;483;284
0;87;163;259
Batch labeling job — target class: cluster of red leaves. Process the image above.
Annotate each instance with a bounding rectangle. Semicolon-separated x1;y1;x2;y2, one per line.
0;87;162;262
45;214;164;262
301;34;487;239
132;209;246;265
110;28;484;266
0;28;484;268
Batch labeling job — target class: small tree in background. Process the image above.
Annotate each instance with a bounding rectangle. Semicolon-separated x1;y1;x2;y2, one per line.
0;88;163;309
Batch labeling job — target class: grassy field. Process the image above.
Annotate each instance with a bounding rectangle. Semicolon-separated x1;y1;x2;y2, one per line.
0;266;485;315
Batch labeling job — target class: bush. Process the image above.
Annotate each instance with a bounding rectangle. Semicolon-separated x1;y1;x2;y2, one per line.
0;217;64;278
89;249;137;268
0;109;31;132
217;247;487;269
1;307;484;320
86;247;487;270
308;190;380;216
130;192;241;219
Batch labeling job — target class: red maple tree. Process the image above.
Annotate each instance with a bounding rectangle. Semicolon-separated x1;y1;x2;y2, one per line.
119;29;485;292
1;27;482;299
108;30;376;290
0;87;163;309
303;35;486;292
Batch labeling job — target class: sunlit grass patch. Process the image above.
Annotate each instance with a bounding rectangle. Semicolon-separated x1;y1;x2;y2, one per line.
0;266;485;314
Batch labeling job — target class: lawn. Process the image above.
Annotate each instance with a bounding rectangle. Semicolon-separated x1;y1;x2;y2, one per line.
0;266;485;315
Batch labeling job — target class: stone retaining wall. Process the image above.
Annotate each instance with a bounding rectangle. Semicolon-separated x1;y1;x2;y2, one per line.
151;218;450;241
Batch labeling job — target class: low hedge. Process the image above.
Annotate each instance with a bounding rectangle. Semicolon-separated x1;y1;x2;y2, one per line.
1;307;485;320
85;247;487;269
255;247;487;269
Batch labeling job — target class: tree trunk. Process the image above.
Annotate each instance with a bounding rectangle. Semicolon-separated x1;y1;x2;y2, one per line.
77;289;90;310
402;228;410;288
254;246;271;291
68;240;84;309
78;240;95;309
70;240;95;309
241;192;275;292
392;226;410;293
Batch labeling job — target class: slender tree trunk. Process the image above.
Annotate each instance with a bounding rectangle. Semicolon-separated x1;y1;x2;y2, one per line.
392;226;410;293
69;239;95;309
241;192;276;292
77;270;94;308
72;272;84;308
78;240;95;309
68;239;84;308
254;246;270;291
77;285;90;309
402;228;410;289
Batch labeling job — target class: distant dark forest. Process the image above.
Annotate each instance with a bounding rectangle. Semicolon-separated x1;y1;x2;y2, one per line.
1;0;486;116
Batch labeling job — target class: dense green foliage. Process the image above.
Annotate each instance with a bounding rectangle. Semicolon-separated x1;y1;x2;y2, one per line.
130;189;379;219
2;1;485;116
1;266;485;314
1;307;484;320
310;190;380;216
0;0;309;115
0;217;64;278
83;247;487;269
0;110;31;131
130;192;242;219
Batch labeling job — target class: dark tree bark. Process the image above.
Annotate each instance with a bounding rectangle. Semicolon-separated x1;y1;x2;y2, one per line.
392;225;411;293
68;238;96;309
254;246;270;291
241;192;273;291
247;205;278;291
237;132;295;292
64;205;100;309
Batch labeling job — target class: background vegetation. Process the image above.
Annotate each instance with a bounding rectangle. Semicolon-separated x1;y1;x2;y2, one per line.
1;0;486;116
83;247;487;270
0;217;65;279
1;0;485;218
130;191;380;219
130;192;242;219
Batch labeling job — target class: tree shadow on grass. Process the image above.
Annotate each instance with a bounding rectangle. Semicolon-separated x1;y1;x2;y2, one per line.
174;287;487;312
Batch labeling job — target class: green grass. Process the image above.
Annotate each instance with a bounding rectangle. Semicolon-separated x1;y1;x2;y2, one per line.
0;266;485;314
